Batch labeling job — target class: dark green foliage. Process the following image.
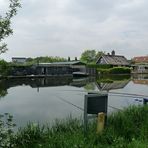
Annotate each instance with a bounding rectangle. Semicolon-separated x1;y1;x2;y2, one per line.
80;50;105;63
97;74;131;81
96;74;131;83
0;113;16;147
87;64;112;69
98;67;131;74
80;50;96;63
109;67;131;74
0;0;21;54
0;60;10;76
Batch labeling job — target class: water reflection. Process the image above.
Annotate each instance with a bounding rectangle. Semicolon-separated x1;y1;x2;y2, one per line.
96;80;130;91
0;74;148;129
132;74;148;85
0;80;8;98
0;77;96;96
96;75;130;91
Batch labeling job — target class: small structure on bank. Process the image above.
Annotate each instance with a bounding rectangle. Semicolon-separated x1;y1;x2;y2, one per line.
36;61;87;76
96;50;129;67
12;57;27;64
132;56;148;74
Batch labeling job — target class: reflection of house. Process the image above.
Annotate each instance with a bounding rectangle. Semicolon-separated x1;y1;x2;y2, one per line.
133;79;148;85
96;50;129;67
12;57;26;63
132;74;148;85
133;56;148;63
36;61;86;75
70;78;89;87
96;80;129;91
132;56;148;74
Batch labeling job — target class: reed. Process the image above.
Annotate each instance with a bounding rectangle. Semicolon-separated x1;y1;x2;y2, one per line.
2;105;148;148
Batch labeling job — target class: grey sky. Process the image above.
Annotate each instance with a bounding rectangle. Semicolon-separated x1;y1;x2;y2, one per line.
0;0;148;61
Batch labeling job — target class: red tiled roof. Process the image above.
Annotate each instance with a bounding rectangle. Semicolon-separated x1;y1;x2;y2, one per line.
133;56;148;63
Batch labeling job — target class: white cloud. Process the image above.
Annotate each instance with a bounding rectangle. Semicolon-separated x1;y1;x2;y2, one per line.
1;0;148;61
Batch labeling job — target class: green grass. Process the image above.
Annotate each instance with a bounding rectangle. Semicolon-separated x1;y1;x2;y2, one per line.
11;105;148;148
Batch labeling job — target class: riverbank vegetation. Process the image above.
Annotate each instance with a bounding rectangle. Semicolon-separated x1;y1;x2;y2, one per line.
98;67;131;75
0;60;10;76
0;105;147;147
87;63;131;75
25;56;67;65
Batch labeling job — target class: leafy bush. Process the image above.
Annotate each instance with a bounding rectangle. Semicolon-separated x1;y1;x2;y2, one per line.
98;67;131;74
0;113;16;148
87;64;112;69
109;67;131;74
0;60;10;76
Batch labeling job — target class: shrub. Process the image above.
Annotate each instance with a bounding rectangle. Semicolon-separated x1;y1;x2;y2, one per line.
0;113;16;148
98;67;131;74
0;60;9;76
87;64;112;69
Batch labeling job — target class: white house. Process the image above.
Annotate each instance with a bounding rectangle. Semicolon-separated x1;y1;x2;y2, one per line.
12;57;27;63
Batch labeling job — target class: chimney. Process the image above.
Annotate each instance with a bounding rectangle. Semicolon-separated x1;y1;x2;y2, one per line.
111;50;115;56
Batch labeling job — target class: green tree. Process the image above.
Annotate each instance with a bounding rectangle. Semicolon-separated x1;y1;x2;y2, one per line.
80;50;105;63
96;51;105;59
25;56;67;65
80;50;96;63
0;0;21;54
0;60;9;75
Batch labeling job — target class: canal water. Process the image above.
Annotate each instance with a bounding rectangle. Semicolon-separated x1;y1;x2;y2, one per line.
0;74;148;128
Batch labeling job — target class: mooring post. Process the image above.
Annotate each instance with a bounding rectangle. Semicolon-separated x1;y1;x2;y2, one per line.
97;112;105;134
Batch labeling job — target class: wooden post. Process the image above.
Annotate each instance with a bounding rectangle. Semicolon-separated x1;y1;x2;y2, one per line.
97;112;105;134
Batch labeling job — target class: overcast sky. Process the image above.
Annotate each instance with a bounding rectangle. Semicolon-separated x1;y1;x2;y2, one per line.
0;0;148;61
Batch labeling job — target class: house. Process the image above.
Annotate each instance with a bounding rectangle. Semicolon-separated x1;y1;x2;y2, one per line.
96;50;129;67
12;57;26;64
133;56;148;63
96;80;130;91
132;56;148;73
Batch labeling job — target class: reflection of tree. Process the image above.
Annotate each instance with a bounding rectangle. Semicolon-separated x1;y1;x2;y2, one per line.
0;89;8;98
96;75;130;91
97;75;131;82
0;80;8;98
84;82;96;91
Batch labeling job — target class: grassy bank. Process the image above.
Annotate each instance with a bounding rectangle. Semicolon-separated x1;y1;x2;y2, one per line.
1;105;148;147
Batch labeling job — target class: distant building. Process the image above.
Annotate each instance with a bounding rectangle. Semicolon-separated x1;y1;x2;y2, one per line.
132;56;148;73
132;56;148;64
12;57;26;63
96;50;129;66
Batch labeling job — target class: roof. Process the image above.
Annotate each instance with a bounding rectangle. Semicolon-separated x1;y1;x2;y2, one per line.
37;61;86;67
51;61;86;65
12;57;26;59
133;56;148;63
97;55;129;66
